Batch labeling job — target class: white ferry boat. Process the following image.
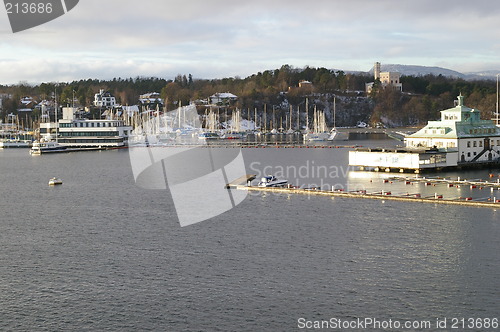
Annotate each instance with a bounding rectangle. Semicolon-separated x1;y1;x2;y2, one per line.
35;107;132;152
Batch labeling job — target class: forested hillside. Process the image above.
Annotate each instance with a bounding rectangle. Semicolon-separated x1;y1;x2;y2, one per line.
1;65;498;128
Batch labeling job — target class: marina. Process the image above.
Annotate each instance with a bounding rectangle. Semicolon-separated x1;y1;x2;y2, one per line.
2;2;500;330
1;132;499;332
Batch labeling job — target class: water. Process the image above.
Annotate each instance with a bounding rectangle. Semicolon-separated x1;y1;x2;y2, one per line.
0;143;499;331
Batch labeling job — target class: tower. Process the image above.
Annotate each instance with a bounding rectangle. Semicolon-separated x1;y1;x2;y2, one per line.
374;62;381;80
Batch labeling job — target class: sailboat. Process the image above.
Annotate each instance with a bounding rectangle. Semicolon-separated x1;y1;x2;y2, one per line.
304;105;330;141
221;109;243;139
269;106;278;135
328;97;338;141
199;108;220;140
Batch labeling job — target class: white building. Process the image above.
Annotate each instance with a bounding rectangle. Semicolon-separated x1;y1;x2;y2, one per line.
139;92;164;106
405;95;500;163
350;95;500;172
210;92;238;105
366;62;403;93
93;89;116;108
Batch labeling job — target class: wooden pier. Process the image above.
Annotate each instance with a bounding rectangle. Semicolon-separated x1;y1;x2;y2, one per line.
226;174;257;189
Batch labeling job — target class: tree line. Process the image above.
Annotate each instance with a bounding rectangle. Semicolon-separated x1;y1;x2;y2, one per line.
1;65;498;127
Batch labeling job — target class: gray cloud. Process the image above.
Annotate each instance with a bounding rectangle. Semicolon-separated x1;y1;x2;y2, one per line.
1;0;499;84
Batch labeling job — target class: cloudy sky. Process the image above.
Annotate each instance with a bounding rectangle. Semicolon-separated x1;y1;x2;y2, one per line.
0;0;499;84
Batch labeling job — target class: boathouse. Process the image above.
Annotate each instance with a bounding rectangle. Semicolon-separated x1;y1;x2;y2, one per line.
349;95;500;172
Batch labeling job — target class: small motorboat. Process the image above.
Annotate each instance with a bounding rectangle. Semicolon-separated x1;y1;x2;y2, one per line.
48;177;63;186
257;175;288;187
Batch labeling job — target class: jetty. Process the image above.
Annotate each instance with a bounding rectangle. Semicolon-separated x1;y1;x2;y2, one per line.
233;176;500;209
226;174;256;189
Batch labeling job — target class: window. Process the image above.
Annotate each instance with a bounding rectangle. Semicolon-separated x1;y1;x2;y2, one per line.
467;152;471;157
479;141;483;147
467;141;471;148
473;141;477;147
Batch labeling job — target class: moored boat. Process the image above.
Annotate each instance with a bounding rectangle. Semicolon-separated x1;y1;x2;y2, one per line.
257;175;288;187
0;139;32;148
198;132;220;140
30;141;67;155
48;177;63;186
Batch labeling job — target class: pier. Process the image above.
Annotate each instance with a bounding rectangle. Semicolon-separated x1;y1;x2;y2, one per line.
226;174;256;189
143;143;359;149
235;177;500;209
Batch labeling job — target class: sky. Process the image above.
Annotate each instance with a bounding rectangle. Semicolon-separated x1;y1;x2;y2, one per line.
0;0;500;85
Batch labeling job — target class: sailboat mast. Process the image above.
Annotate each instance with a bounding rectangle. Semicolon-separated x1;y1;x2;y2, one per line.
264;104;267;133
305;98;309;131
254;108;257;131
313;105;317;133
297;105;300;131
272;106;276;131
333;96;336;129
54;86;58;143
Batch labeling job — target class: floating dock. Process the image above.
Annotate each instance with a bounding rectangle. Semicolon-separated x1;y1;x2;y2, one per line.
226;174;256;189
143;143;359;149
235;180;500;209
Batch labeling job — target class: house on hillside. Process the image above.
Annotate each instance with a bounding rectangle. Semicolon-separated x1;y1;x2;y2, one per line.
298;80;313;88
139;92;164;108
210;92;238;105
93;89;116;108
20;96;37;109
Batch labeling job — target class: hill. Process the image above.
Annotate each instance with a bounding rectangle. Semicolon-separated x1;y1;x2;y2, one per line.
367;64;499;81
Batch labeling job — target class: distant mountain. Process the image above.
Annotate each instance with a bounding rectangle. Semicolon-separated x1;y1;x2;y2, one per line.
368;64;465;78
463;70;500;80
364;64;499;81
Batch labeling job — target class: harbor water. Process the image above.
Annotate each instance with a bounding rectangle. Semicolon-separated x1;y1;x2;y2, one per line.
0;137;499;331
